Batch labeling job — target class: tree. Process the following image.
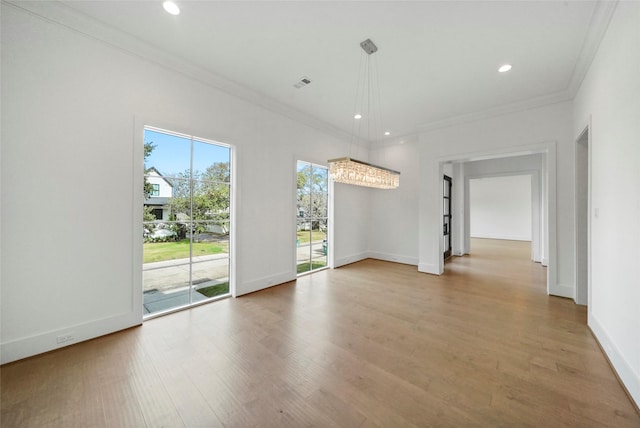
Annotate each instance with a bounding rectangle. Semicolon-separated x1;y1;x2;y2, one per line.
168;162;231;240
143;141;156;199
297;164;328;230
201;162;231;219
143;141;158;225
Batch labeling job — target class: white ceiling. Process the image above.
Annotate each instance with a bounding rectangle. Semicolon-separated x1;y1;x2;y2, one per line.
47;1;607;140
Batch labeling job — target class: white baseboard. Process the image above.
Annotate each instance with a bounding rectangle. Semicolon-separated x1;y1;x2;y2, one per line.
549;282;574;299
236;271;296;296
1;312;141;365
334;252;369;268
589;313;640;409
367;251;418;266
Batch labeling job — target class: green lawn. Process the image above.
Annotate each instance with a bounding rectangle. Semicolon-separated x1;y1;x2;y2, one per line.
195;282;229;298
297;261;326;274
296;230;326;244
144;239;228;263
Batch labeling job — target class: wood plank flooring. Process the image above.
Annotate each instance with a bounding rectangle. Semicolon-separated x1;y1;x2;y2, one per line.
2;239;639;427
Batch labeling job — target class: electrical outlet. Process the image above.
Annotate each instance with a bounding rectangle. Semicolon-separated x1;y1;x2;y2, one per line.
56;334;74;344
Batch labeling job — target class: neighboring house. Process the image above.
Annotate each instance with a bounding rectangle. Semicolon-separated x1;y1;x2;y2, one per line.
144;167;173;220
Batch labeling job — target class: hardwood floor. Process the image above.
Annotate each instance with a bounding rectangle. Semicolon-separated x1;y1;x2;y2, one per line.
2;239;639;427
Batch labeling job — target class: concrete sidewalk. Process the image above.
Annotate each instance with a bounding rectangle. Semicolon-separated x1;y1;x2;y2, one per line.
143;253;228;271
143;254;230;315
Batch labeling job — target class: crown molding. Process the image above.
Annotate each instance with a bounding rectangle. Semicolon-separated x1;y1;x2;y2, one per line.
415;0;617;135
416;90;572;134
566;0;618;97
4;0;617;141
3;0;354;143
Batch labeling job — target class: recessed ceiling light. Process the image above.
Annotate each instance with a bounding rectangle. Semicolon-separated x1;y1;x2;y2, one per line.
384;131;390;136
498;64;512;73
163;1;180;15
354;114;362;119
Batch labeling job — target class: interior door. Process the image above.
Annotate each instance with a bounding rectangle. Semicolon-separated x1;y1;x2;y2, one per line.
443;175;452;259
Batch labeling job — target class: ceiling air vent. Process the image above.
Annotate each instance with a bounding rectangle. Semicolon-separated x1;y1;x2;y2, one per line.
293;76;311;89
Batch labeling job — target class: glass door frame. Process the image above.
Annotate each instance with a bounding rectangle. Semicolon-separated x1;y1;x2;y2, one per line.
142;125;233;319
296;160;330;275
443;174;452;259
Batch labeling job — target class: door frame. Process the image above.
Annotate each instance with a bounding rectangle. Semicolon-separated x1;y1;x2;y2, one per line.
425;140;557;296
443;174;453;259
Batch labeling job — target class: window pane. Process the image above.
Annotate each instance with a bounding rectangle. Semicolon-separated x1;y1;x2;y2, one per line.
297;162;312;216
143;265;191;315
192;181;231;221
311;166;328;218
190;222;230;257
192;258;230;299
311;224;327;244
311;242;327;269
296;221;312;242
312;166;328;194
311;194;328;218
193;140;231;183
144;130;191;178
153;177;186;224
144;220;186;241
191;220;230;240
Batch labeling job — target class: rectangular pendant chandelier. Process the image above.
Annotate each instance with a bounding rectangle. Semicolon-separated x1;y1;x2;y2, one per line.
329;38;400;190
328;157;400;190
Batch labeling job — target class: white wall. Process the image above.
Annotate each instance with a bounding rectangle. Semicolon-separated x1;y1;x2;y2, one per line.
0;4;369;363
332;183;370;267
470;175;532;241
417;101;573;299
572;1;640;407
367;136;420;266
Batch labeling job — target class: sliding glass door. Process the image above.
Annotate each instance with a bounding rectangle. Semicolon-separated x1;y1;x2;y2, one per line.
143;127;231;317
296;161;328;274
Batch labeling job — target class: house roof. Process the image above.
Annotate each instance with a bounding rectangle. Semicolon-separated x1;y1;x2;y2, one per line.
146;167;173;188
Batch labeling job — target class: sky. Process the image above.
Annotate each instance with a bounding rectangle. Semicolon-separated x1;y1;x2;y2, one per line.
144;128;230;177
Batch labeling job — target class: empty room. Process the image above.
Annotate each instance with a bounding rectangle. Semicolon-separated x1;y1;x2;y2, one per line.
2;1;639;426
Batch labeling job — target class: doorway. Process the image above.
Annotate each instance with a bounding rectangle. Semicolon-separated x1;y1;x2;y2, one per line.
434;145;556;296
443;175;452;259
